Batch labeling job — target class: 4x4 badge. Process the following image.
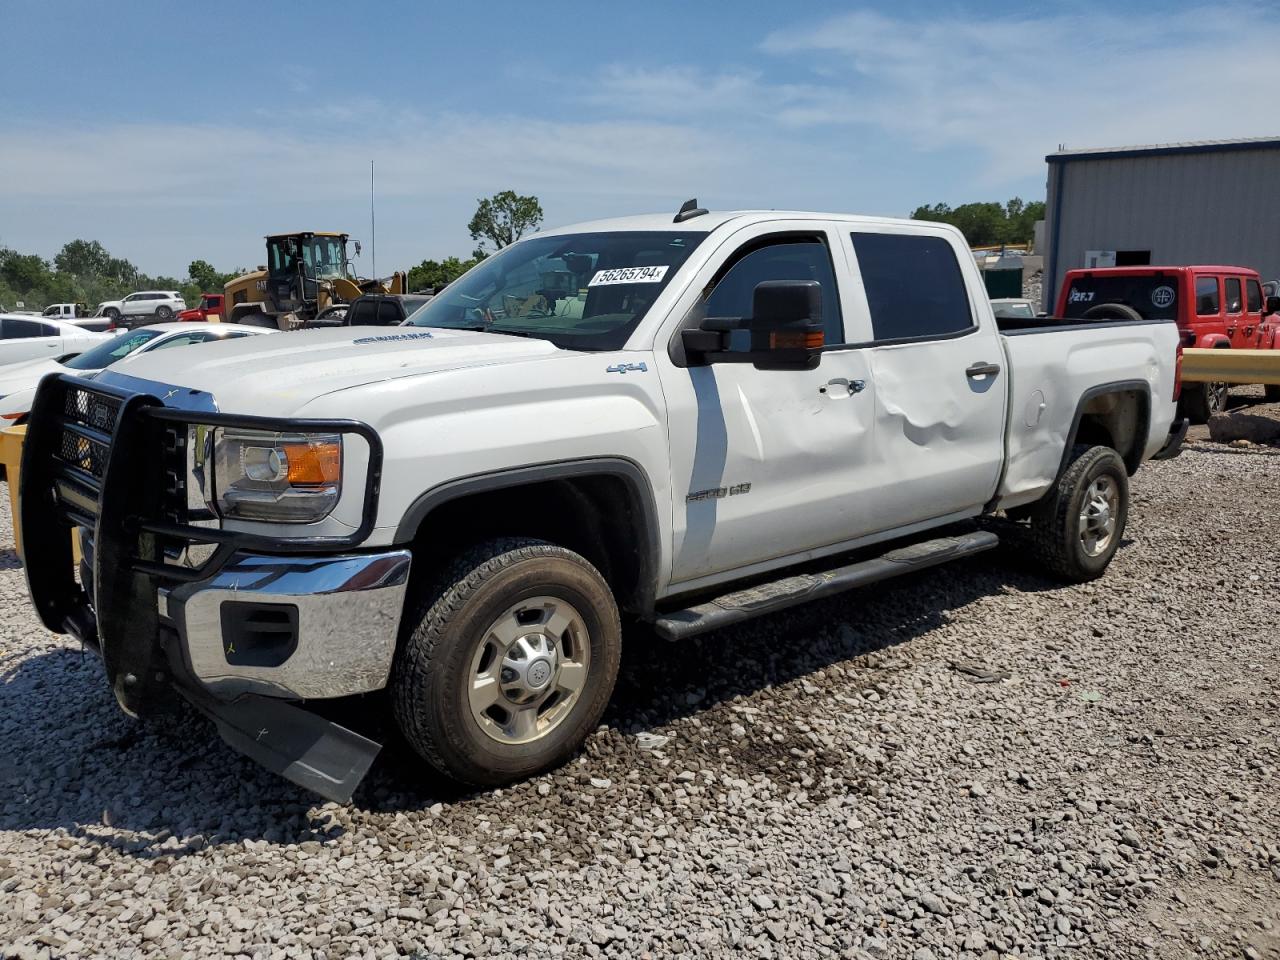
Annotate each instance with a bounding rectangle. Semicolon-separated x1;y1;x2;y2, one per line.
606;362;648;374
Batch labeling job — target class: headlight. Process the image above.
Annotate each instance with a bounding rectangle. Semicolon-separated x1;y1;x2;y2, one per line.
211;428;342;522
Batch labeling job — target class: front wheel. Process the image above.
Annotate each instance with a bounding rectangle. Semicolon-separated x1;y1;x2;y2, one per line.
391;538;621;787
1028;445;1129;583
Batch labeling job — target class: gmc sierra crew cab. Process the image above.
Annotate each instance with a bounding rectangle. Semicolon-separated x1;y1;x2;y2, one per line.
21;205;1185;801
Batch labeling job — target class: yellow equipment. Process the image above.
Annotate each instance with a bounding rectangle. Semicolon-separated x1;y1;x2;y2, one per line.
223;231;405;330
1182;349;1280;385
0;425;80;563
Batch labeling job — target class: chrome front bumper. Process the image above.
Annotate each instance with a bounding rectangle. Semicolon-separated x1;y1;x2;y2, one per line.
164;549;412;701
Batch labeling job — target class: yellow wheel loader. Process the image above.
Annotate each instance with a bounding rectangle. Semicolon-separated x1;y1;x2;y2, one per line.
223;231;404;330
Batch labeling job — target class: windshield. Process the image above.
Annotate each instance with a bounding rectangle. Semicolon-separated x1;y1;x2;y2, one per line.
405;231;705;350
308;236;346;280
64;328;164;370
268;236;348;280
992;301;1035;319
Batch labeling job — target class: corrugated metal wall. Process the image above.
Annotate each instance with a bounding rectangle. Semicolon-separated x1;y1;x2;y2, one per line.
1043;147;1280;311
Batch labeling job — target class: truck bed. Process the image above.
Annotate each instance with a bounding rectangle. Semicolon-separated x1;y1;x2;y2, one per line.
995;316;1180;510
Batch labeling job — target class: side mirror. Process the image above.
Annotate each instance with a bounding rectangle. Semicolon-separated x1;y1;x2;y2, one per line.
353;241;362;257
1265;295;1280;316
681;280;825;371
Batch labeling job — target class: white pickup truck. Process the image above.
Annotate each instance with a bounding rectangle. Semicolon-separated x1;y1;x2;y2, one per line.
21;206;1186;801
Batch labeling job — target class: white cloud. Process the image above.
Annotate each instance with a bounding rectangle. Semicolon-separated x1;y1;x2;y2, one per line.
0;112;843;273
760;5;1280;179
7;5;1276;274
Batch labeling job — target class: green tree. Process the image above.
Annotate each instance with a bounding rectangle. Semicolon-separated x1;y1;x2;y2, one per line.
187;259;235;292
54;239;113;278
0;249;53;293
910;196;1044;247
468;190;543;253
406;255;481;292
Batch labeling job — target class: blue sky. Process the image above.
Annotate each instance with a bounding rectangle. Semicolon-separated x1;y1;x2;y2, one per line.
3;0;1278;278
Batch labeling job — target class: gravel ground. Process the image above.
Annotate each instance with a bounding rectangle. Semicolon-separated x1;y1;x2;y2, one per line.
3;435;1279;960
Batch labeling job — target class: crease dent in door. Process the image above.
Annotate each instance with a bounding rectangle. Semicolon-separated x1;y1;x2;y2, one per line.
871;352;965;447
735;383;765;462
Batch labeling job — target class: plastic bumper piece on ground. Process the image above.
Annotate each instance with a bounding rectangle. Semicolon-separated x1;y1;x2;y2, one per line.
1151;417;1189;461
177;685;382;804
167;550;412;701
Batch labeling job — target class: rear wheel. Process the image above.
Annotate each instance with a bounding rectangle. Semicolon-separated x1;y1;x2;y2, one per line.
155;305;173;320
1179;380;1229;424
391;538;621;786
1028;445;1129;583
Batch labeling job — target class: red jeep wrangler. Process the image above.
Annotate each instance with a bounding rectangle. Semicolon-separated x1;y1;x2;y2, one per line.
1057;266;1280;422
177;292;224;322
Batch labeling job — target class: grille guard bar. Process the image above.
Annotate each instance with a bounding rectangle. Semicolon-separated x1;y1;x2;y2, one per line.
20;372;384;716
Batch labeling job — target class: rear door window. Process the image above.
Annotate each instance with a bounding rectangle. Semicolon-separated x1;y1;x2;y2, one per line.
2;318;52;338
1196;277;1220;315
1225;278;1243;314
850;232;973;342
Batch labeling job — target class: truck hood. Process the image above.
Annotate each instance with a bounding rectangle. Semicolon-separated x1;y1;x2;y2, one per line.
94;325;562;415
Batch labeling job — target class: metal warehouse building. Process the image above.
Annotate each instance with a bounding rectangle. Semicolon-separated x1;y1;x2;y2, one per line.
1042;136;1280;311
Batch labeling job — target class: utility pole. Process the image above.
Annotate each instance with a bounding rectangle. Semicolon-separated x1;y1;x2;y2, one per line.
370;161;377;279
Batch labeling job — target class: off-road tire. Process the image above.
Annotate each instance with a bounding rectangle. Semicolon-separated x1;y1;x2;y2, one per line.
1082;302;1143;322
1264;385;1280;403
1179;380;1228;424
391;538;621;787
1028;444;1129;583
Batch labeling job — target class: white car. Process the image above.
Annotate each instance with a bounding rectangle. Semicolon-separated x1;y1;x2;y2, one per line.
0;322;276;423
0;314;110;367
94;291;188;326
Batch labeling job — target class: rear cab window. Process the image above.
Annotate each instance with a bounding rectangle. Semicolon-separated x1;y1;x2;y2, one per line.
1062;274;1180;321
850;232;973;342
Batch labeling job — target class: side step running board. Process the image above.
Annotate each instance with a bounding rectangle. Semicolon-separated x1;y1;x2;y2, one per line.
652;529;998;641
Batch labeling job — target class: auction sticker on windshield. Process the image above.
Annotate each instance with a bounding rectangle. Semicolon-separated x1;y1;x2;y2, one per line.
589;265;669;286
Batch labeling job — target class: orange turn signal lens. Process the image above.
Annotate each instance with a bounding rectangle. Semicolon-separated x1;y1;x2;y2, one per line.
770;330;825;350
283;440;342;486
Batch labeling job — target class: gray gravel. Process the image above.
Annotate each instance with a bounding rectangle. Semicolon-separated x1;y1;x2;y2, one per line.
3;439;1280;959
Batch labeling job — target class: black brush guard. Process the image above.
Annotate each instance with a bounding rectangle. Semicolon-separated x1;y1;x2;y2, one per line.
20;373;383;718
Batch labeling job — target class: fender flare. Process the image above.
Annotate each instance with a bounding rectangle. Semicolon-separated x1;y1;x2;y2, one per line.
1198;334;1231;350
1057;379;1152;478
394;456;663;613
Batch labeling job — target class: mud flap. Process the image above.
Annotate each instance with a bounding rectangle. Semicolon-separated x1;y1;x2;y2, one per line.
185;692;381;804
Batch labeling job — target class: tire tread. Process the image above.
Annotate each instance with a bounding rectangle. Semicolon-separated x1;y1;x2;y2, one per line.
1027;445;1127;583
391;537;618;785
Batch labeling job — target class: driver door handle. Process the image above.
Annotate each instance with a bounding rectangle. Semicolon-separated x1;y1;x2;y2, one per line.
966;361;1001;379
